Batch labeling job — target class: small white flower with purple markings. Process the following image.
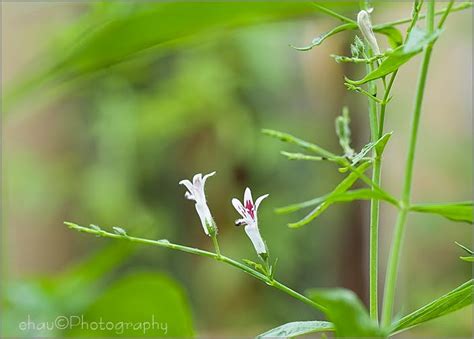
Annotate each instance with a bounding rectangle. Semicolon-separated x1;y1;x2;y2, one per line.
180;172;217;236
232;187;269;255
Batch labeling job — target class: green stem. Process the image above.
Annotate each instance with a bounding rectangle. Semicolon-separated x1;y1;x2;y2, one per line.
366;60;380;323
373;1;471;30
64;222;325;312
211;234;221;258
381;0;436;327
378;71;397;139
312;3;356;24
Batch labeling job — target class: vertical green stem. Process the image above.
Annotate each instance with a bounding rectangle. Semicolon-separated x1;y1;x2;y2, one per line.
367;61;380;323
381;0;436;327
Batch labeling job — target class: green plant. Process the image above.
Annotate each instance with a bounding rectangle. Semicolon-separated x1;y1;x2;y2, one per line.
62;1;472;337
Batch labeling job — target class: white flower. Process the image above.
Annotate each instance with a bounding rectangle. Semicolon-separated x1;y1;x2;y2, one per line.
357;9;380;55
232;187;269;255
179;172;217;236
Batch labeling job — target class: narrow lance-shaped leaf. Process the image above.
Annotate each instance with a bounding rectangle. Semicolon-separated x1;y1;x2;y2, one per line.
409;201;473;224
257;321;334;338
280;151;326;162
307;288;384;337
326;189;399;207
288;162;371;228
262;129;340;161
276;194;331;215
346;27;442;85
391;280;474;335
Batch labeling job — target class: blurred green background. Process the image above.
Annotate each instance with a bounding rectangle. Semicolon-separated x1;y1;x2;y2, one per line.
1;1;472;337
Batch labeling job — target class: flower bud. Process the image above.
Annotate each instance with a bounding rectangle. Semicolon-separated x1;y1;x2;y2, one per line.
357;10;380;55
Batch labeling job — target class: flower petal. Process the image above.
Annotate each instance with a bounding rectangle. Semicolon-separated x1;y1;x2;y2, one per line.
202;171;216;185
179;179;194;194
192;173;203;186
244;187;253;205
254;194;269;211
184;191;195;201
232;198;246;218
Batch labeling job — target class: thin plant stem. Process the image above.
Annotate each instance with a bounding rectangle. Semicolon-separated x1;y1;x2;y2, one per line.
359;0;383;321
211;234;221;258
437;0;454;29
373;1;471;30
378;71;398;139
366;60;380;323
381;0;436;327
312;2;356;24
64;222;326;312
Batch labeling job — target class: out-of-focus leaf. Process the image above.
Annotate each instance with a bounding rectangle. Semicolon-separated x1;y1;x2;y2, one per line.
257;321;334;338
409;201;473;224
308;288;383;337
460;256;474;262
288;162;371;228
5;2;319;110
66;271;194;337
346;27;441;85
391;280;473;335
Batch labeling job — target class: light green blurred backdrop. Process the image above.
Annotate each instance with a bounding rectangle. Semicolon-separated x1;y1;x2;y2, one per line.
2;2;472;337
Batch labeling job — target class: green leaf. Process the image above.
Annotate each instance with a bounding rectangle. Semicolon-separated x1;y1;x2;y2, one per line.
346;27;441;85
280;151;325;161
373;26;403;48
6;2;320;110
288;162;371;228
409;201;473;224
391;280;473;335
55;3;316;74
262;129;339;161
276;194;330;214
307;288;383;337
66;271;194;337
460;256;474;262
350;132;392;165
257;321;334;338
326;189;399;206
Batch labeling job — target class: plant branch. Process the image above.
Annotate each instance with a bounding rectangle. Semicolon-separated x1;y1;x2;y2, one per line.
373;1;471;30
64;222;326;312
312;3;357;24
381;0;437;327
